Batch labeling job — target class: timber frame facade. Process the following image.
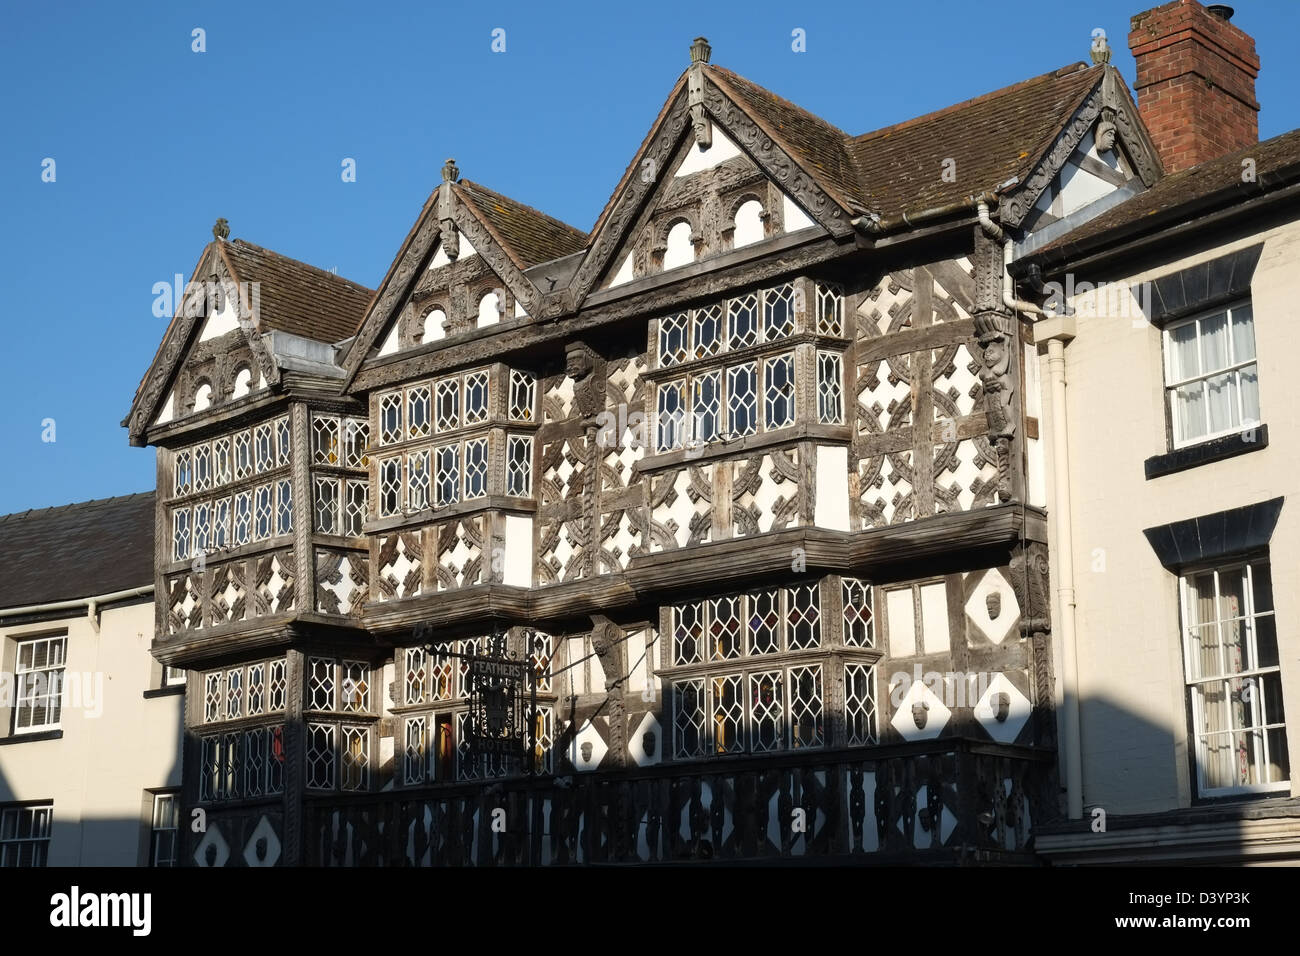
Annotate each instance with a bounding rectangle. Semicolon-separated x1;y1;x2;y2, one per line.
125;35;1169;866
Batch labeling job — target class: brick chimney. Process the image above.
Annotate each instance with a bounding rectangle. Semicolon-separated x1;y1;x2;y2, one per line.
1129;1;1260;172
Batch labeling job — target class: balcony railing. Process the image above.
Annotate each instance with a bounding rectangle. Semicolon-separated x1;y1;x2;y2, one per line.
303;739;1053;865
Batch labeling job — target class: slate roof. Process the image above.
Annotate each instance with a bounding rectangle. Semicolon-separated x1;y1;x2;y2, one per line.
219;239;375;344
848;63;1104;217
0;493;155;609
456;180;589;269
1021;128;1300;266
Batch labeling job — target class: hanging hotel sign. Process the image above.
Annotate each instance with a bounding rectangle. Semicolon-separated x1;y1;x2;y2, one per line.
414;622;539;770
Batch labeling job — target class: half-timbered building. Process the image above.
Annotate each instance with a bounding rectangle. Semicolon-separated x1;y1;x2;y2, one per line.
123;1;1292;866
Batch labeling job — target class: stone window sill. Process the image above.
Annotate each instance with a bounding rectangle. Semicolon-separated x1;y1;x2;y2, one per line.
1144;425;1268;480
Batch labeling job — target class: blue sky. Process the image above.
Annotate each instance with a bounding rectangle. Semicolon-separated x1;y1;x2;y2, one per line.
2;0;1297;514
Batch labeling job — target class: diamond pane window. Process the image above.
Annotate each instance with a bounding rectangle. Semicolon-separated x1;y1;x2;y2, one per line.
789;664;824;748
200;737;219;801
711;675;745;754
435;444;459;506
214;437;232;485
379;393;403;445
727;363;758;437
172;507;191;561
194;444;212;492
343;419;369;467
407;385;431;439
341;726;369;791
276;416;292;466
464;371;489;424
786;584;822;649
192;502;211;555
673;602;704;665
234;431;253;479
314;476;340;534
728;292;759;348
247;663;265;716
844;663;877;746
408;449;431;511
226;668;243;719
254;484;273;539
816;282;844;335
212;497;230;550
842;578;874;647
341;661;369;713
267;726;285;794
306;723;336;790
254;423;274;472
465;437;488;498
344;480;367;536
379;458;402;517
243;729;266;797
659;312;689;366
509;370;536;422
174;450;192;496
405;646;428;704
763;283;795;339
432;648;456;701
204;672;222;723
531;631;553;692
308;657;335;711
749;671;785;752
657;380;686;452
275;479;293;535
817;351;844;424
404;716;427;785
269;660;287;711
693;371;721;443
749;589;781;654
764;353;796;429
673;678;707;759
232;492;252;546
507;435;532;496
693;304;722;359
709;595;742;660
435;379;459;432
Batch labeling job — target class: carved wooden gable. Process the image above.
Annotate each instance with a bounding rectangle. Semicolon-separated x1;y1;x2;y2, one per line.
126;242;279;443
596;123;829;294
569;65;860;309
1002;67;1162;233
344;176;584;381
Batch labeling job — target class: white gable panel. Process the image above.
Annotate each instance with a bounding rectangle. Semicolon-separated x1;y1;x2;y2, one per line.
783;194;815;231
608;253;635;288
154;390;175;425
674;127;743;176
428;233;478;270
377;323;400;356
198;298;240;341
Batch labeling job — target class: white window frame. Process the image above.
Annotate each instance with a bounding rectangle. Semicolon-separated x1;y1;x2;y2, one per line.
1163;301;1260;448
13;635;67;734
1179;559;1289;797
0;803;53;867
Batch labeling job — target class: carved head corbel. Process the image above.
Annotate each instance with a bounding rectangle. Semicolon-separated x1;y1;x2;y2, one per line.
1095;108;1118;154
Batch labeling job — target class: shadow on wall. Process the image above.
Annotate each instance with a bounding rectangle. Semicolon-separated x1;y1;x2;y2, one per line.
0;701;184;867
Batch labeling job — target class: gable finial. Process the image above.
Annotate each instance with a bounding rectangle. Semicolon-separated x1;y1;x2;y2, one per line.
213;217;230;240
688;38;713;150
438;160;460;260
1089;28;1111;66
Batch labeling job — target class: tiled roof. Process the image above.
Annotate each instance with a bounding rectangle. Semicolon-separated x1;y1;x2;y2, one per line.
0;493;154;609
456;180;589;269
219;239;375;344
848;63;1104;217
1023;127;1300;263
707;65;867;211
